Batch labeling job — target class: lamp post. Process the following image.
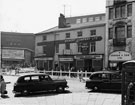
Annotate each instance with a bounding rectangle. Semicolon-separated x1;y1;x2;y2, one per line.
0;32;2;75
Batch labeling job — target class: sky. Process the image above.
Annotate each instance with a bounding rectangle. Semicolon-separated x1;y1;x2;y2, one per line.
0;0;106;33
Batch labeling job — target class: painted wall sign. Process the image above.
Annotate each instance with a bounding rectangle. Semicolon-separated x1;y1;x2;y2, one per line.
109;51;131;61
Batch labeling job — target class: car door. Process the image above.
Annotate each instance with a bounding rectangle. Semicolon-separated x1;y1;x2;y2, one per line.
100;73;111;90
110;73;121;91
40;75;54;91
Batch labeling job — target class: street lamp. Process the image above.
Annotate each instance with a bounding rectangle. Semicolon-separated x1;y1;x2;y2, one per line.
0;31;2;75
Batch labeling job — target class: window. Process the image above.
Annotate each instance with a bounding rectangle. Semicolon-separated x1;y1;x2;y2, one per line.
65;43;70;49
109;28;113;39
88;17;94;22
77;31;82;37
43;36;47;40
115;27;125;38
109;8;113;19
76;19;81;23
43;46;46;54
65;33;70;38
31;76;39;81
127;25;132;38
90;42;96;53
115;6;120;18
127;4;132;17
95;17;100;21
90;30;96;36
82;18;87;23
121;5;125;17
56;44;59;53
78;43;82;52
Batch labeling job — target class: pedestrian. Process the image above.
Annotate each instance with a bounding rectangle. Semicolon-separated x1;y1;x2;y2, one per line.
0;75;7;98
79;69;83;82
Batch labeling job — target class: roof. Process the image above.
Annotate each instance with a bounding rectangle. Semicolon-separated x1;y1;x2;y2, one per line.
123;60;135;65
91;70;120;74
18;73;48;77
36;20;105;35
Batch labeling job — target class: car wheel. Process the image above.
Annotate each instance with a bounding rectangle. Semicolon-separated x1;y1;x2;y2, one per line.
93;86;98;91
21;90;29;96
56;86;64;93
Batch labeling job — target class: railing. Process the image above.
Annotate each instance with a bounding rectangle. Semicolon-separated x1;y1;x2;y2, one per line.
37;70;92;79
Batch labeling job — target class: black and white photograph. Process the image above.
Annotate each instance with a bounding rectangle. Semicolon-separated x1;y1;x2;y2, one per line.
0;0;135;105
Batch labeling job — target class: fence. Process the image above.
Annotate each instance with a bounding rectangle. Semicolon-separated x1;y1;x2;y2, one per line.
37;70;92;79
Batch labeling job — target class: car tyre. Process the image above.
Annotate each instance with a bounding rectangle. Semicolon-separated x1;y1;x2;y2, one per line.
56;86;64;93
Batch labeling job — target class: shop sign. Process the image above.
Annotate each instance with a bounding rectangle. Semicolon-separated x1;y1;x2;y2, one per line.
59;58;73;61
75;55;102;59
109;51;131;61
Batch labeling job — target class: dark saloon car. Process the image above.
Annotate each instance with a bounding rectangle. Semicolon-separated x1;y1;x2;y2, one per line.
85;70;121;91
13;73;69;95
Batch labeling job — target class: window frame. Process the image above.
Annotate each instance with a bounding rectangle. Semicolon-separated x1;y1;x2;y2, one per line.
90;42;96;53
65;33;70;38
90;30;96;36
127;25;132;38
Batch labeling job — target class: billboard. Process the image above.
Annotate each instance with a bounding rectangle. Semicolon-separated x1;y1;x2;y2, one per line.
2;49;24;59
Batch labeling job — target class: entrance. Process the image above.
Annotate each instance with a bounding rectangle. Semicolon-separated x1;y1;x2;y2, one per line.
84;59;92;72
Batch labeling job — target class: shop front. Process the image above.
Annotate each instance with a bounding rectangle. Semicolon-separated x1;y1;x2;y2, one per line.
75;54;103;72
109;51;132;71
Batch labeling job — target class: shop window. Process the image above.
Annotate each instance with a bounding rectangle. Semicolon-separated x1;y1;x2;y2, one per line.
90;30;96;36
77;31;82;37
109;8;113;19
127;4;132;17
90;42;96;53
127;25;132;38
65;43;70;50
109;28;113;39
65;33;70;38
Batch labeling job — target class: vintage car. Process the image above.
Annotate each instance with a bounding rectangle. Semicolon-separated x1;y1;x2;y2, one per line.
85;70;121;91
13;73;69;96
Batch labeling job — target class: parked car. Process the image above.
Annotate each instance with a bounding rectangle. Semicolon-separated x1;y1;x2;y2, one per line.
13;73;69;96
85;70;121;91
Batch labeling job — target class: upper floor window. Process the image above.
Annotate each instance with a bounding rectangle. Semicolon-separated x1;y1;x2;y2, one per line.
43;46;46;54
65;33;70;38
90;42;96;53
78;43;82;53
115;6;120;18
127;25;132;38
115;26;125;38
90;30;96;36
95;17;100;21
76;19;81;24
88;17;94;22
121;5;125;17
127;4;132;17
82;18;87;23
43;36;47;41
109;8;113;19
56;44;59;53
65;43;70;49
77;31;82;37
109;28;113;39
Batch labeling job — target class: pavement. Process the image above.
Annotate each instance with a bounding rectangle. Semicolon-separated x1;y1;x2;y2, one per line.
0;72;121;105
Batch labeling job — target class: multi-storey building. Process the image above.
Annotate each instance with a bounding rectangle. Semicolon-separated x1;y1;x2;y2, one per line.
105;0;135;70
0;31;35;68
35;13;106;72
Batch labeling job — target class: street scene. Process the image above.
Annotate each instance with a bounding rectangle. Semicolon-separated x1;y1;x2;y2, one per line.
0;73;121;105
1;0;135;105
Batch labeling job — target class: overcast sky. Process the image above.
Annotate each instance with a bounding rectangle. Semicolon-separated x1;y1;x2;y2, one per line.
0;0;106;33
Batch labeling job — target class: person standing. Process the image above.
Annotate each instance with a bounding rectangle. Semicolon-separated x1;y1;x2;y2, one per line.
0;75;7;98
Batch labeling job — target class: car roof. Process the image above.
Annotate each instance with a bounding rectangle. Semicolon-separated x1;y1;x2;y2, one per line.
18;73;49;77
91;70;120;75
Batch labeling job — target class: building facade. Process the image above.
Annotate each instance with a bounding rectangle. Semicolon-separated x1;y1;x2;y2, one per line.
105;0;135;70
1;32;35;69
35;13;106;72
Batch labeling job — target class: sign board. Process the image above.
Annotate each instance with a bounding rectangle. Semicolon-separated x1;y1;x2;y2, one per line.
109;51;131;61
2;49;24;59
59;58;73;61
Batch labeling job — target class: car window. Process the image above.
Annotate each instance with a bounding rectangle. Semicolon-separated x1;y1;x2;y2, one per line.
39;75;51;81
90;74;102;80
31;76;39;82
111;73;121;80
23;76;31;82
101;73;110;79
